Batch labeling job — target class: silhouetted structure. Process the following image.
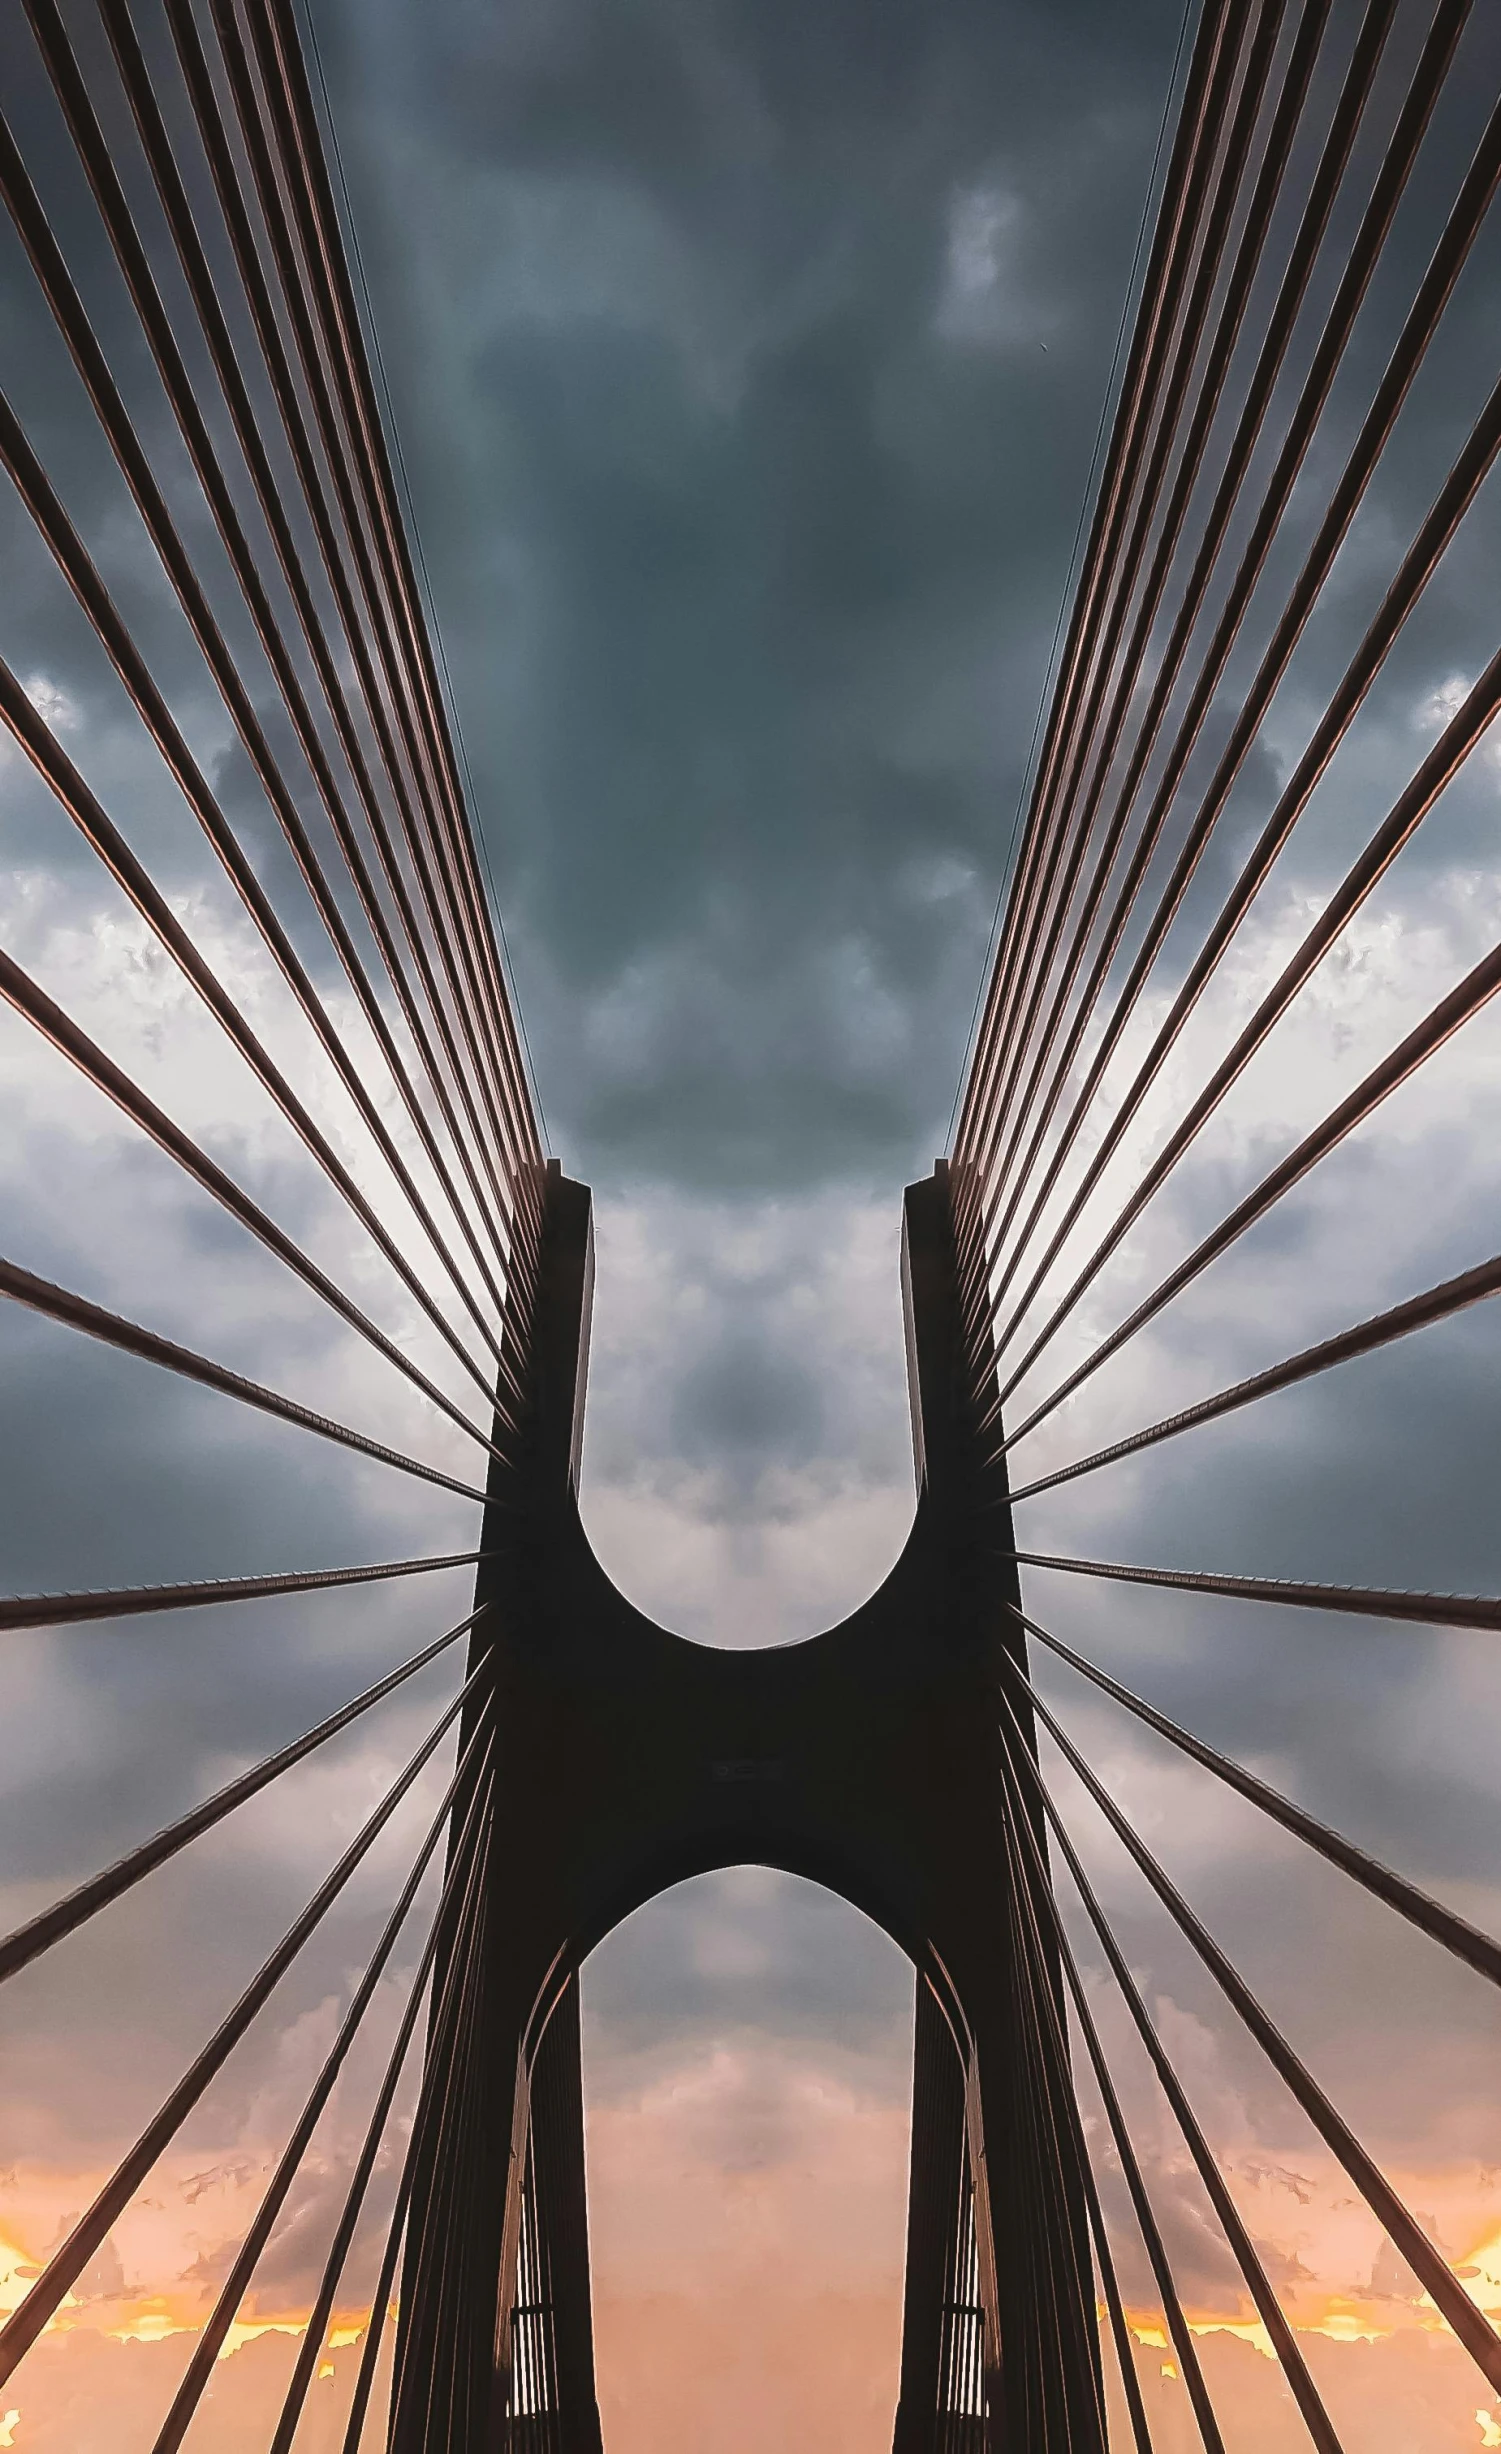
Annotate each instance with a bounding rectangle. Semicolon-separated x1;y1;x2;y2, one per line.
3;0;1501;2449
388;1160;1103;2451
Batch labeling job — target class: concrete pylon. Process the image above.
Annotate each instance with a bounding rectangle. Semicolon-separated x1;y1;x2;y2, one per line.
389;1163;1106;2454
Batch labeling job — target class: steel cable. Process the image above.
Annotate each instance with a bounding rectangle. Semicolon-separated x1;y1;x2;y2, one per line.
352;1790;498;2454
0;1603;489;1985
1039;1853;1226;2452
0;941;515;1454
103;0;529;1195
0;1253;490;1503
268;1734;499;2454
1;31;533;1283
260;0;545;1169
0;1547;488;1636
959;0;1429;1297
997;1250;1501;1499
1003;896;1501;1447
961;0;1326;1213
1003;1603;1501;1990
225;0;540;1176
148;1692;499;2454
976;118;1501;1402
1004;1651;1501;2392
996;1682;1344;2454
953;0;1251;1159
0;1650;492;2387
1005;1547;1501;1633
0;369;517;1380
0;629;521;1415
966;29;1490;1353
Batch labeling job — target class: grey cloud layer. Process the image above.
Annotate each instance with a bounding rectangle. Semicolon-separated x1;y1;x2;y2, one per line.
316;0;1188;1188
5;0;1501;2396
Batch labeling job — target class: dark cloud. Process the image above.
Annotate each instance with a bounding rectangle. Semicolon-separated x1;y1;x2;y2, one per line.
313;0;1190;1190
5;4;1501;2439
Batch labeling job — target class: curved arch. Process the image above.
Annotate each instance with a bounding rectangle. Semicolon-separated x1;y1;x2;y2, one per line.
502;1484;987;2107
577;1867;919;2454
387;1161;1104;2454
573;1206;920;1653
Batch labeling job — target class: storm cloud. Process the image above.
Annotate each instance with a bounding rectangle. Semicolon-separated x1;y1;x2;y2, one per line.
5;0;1501;2448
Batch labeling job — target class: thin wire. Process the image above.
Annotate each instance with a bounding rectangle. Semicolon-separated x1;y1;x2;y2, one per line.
974;67;1501;1385
945;0;1202;1153
252;0;542;1179
0;1656;490;2387
960;0;1402;1264
0;1254;491;1504
152;0;540;1263
995;1679;1344;2454
0;942;511;1453
960;0;1300;1194
0;1605;486;1984
0;1547;487;1634
1007;1602;1501;1988
997;1249;1501;1497
368;1785;497;2454
0;440;511;1401
186;0;539;1190
1001;903;1501;1446
149;1691;498;2454
1008;1649;1501;2393
955;0;1251;1175
269;1725;497;2454
1006;1546;1501;1633
294;0;551;1156
1041;1862;1226;2452
77;0;533;1293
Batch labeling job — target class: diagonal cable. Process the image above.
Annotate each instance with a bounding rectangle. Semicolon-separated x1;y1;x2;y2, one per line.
999;1681;1349;2454
965;68;1501;1375
960;0;1431;1282
0;1255;489;1503
988;407;1501;1416
0;943;513;1454
147;1690;499;2453
1004;1602;1501;1989
266;1712;498;2454
0;1648;492;2387
0;1603;489;1985
1006;1548;1501;1634
999;1251;1501;1498
1002;1650;1501;2392
0;1547;488;1636
961;0;1336;1206
1004;909;1501;1447
0;651;522;1419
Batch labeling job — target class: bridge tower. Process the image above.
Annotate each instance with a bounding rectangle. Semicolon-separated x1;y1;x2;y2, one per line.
6;4;1501;2452
388;1161;1106;2454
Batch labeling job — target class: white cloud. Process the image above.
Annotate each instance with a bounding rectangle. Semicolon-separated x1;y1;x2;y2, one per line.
936;181;1059;347
21;675;78;733
1415;674;1473;732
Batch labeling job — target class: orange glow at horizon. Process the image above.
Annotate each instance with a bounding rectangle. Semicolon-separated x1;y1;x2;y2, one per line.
6;2077;1501;2449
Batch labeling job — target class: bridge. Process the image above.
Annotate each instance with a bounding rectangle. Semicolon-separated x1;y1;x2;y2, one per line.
2;0;1500;2446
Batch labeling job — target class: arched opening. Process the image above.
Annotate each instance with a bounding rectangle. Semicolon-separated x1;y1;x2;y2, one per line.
575;1195;919;1650
579;1869;916;2453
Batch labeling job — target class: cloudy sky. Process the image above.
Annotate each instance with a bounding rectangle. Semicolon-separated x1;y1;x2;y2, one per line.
3;0;1501;2447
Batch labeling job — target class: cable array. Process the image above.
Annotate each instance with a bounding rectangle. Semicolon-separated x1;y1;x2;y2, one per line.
0;0;545;2440
5;0;1501;2444
951;0;1501;2437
